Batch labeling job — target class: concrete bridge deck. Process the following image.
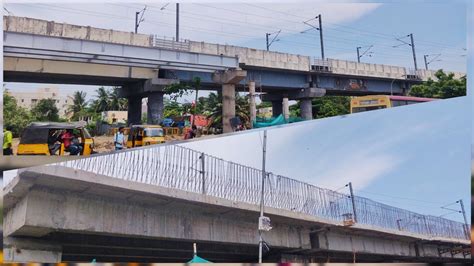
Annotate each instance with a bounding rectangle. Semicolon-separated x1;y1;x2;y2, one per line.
3;145;470;263
2;16;467;132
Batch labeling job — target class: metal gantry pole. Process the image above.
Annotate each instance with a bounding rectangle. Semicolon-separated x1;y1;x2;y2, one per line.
176;3;180;42
258;130;267;263
135;11;139;33
356;46;361;63
266;33;270;51
424;54;429;70
318;14;325;60
409;33;418;70
458;199;469;239
348;182;357;223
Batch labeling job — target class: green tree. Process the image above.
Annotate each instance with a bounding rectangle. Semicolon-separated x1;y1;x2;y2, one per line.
290;96;350;119
207;92;250;130
3;90;32;137
109;87;128;111
67;91;88;120
163;98;184;118
31;98;60;122
409;70;466;99
92;87;110;112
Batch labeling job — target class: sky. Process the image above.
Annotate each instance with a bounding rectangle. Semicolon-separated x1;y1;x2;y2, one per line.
180;96;471;222
2;0;468;100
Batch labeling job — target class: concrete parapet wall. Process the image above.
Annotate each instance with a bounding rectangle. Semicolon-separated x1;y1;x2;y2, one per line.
4;16;151;47
326;58;408;79
189;41;311;71
416;69;466;81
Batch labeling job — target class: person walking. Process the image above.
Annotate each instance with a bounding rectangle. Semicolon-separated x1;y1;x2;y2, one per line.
114;126;126;151
3;126;13;155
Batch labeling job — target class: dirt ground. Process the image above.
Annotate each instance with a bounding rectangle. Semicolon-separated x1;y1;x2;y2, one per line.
12;134;186;155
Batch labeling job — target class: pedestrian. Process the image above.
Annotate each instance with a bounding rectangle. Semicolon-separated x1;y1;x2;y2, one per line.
3;126;13;155
114;126;126;151
185;125;197;140
60;129;80;155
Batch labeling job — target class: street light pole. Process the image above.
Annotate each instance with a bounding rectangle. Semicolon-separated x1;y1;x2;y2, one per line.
258;130;267;263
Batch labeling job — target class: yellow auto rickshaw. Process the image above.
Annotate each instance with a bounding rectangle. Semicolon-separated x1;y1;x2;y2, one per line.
126;125;165;148
17;122;95;156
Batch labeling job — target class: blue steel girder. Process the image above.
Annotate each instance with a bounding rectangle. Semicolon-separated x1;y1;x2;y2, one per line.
169;68;419;96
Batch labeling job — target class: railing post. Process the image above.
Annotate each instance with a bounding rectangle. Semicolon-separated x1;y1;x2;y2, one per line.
201;152;205;194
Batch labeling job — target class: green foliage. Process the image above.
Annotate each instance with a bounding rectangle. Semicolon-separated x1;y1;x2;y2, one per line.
31;98;60;122
290;96;350;119
3;90;32;137
409;70;466;99
90;87;128;112
163;77;201;101
67;91;88;120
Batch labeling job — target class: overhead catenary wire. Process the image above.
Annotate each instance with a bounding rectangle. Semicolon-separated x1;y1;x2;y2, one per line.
6;3;466;66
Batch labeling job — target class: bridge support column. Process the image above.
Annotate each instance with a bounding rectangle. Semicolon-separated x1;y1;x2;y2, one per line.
127;96;142;126
300;99;313;120
212;69;247;133
272;100;283;117
282;97;290;120
222;84;236;133
248;81;256;128
147;92;164;125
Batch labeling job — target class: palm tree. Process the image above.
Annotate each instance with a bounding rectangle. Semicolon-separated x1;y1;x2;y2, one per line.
66;91;88;120
207;92;250;130
93;87;110;112
109;87;128;111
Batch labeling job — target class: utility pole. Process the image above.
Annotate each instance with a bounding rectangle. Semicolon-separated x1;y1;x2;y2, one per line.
265;30;281;51
258;130;267;263
266;33;270;51
423;54;441;70
318;14;324;60
356;45;373;63
356;46;361;63
134;6;147;34
348;182;357;223
302;15;324;59
135;11;139;33
393;33;417;70
176;3;180;41
409;33;418;70
458;199;469;239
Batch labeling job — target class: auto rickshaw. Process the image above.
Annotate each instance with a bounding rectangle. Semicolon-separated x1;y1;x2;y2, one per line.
126;125;165;148
17;122;95;155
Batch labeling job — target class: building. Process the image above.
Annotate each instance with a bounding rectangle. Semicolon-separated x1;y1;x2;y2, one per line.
7;87;71;118
101;111;128;124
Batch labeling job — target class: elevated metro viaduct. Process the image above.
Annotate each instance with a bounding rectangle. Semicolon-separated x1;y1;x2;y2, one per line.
5;16;464;132
3;165;470;263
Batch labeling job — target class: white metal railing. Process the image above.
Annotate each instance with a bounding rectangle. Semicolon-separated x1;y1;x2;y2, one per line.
54;144;469;241
150;34;190;51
